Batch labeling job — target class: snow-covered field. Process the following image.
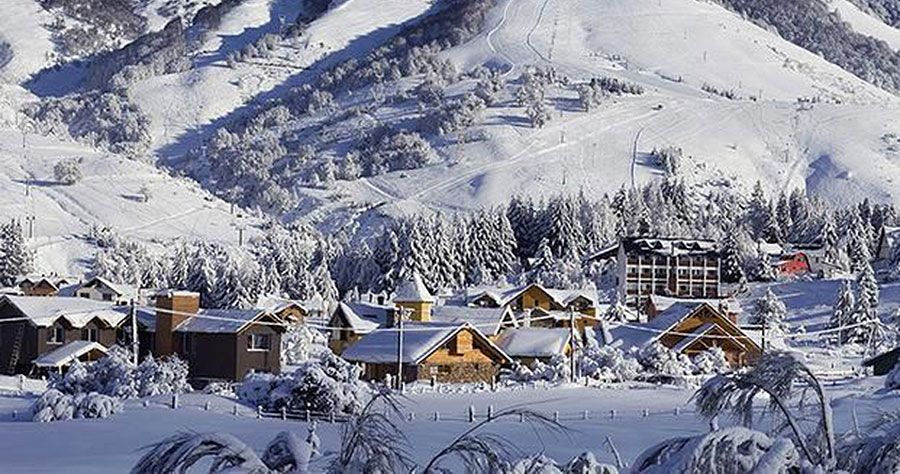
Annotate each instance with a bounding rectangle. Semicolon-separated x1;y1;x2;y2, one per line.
0;129;261;274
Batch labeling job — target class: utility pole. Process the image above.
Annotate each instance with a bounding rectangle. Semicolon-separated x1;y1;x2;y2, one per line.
569;308;577;383
130;299;139;366
396;307;409;392
761;318;767;353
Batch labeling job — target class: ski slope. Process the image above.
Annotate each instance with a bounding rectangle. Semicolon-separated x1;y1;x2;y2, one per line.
827;0;900;51
323;0;900;221
131;0;434;156
0;129;261;275
0;0;55;85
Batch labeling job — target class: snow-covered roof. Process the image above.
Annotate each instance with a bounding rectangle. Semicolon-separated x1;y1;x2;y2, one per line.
80;276;138;300
175;308;279;334
393;273;435;303
670;323;716;353
495;328;570;358
649;294;742;316
1;295;127;328
622;237;718;256
463;284;597;309
430;305;515;336
342;323;512;365
335;301;393;334
609;301;705;350
33;340;108;368
256;294;306;315
757;241;785;256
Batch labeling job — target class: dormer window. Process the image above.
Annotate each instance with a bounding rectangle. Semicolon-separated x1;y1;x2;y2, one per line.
47;325;65;345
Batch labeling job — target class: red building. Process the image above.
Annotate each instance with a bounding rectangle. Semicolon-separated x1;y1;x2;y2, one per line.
773;252;811;277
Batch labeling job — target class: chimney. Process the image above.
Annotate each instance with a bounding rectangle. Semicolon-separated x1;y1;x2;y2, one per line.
155;290;200;356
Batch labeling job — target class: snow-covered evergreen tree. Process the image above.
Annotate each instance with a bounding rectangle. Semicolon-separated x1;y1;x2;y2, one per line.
829;280;856;345
0;220;31;286
750;289;788;333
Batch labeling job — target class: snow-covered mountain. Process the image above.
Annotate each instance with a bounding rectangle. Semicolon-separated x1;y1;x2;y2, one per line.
2;0;900;269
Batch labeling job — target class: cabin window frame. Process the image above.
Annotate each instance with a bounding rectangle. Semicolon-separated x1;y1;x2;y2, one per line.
248;333;271;352
47;325;65;345
82;327;98;342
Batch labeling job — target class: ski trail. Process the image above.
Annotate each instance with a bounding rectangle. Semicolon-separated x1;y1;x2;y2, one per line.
526;0;553;63
486;0;518;77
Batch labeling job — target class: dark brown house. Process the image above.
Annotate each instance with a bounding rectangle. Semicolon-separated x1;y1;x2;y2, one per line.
0;295;126;374
139;291;286;382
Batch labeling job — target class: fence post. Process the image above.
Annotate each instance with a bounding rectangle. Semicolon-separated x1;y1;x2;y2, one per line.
18;374;24;392
519;412;525;423
491;376;497;392
468;405;475;423
434;411;440;421
143;399;149;408
257;406;262;419
233;405;238;417
674;407;680;416
487;405;494;421
408;412;414;422
171;393;179;409
205;401;211;411
306;410;311;423
431;375;437;389
281;406;287;421
642;408;649;418
610;409;616;419
553;411;559;423
12;410;17;420
330;410;335;423
582;410;589;421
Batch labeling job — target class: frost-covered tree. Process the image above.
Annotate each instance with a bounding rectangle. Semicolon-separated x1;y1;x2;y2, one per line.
829;280;857;345
719;228;747;284
54;158;83;185
749;289;788;334
526;99;552;128
637;343;695;381
0;220;32;286
692;347;731;375
693;351;835;468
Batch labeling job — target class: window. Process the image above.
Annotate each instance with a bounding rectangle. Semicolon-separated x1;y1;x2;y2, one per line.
47;325;65;344
248;333;271;351
102;293;113;301
82;327;98;342
182;333;193;354
79;292;90;299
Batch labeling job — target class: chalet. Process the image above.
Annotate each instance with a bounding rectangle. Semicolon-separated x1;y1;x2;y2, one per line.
0;295;127;375
463;283;597;317
645;294;742;323
342;322;513;384
862;347;900;376
608;301;761;368
328;301;394;354
75;276;139;305
137;291;286;382
772;252;812;278
495;328;571;366
255;295;310;324
17;275;80;297
609;237;722;310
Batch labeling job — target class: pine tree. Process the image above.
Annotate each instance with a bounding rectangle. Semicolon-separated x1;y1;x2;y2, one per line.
746;181;769;240
856;260;879;323
750;289;787;333
847;211;872;273
0;220;31;286
372;226;401;293
775;193;792;242
719;229;746;284
507;195;542;260
544;196;583;262
829;280;855;345
820;213;846;274
187;244;218;307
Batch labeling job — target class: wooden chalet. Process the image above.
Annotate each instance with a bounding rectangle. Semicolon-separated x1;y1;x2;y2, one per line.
341;322;513;384
608;300;761;367
17;275;80;297
0;295;127;375
137;291;286;382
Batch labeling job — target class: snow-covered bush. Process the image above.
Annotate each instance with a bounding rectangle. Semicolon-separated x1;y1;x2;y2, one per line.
692;347;731;376
631;427;800;473
135;354;191;398
32;390;123;422
53;158;83;185
637;343;695;382
886;362;900;391
282;324;329;365
580;345;641;383
530;354;571;383
237;351;370;414
48;347;189;399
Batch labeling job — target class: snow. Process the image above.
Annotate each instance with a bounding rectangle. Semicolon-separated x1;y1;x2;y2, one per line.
393;272;435;303
430;305;512;336
0;129;262;274
2;295;127;328
495;327;570;358
341;323;461;364
33;341;109;368
175;308;271;333
827;0;900;51
0;0;55;85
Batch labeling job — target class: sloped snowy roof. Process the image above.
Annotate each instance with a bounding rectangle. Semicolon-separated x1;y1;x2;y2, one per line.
342;323;512;364
609;301;704;350
33;340;108;368
649;294;742;316
495;328;570;358
1;295;127;328
430;305;515;336
256;294;306;314
670;323;716;353
80;276;138;300
622;237;718;256
462;284;597;309
175;308;280;334
336;301;393;333
393;273;435;303
543;287;598;307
